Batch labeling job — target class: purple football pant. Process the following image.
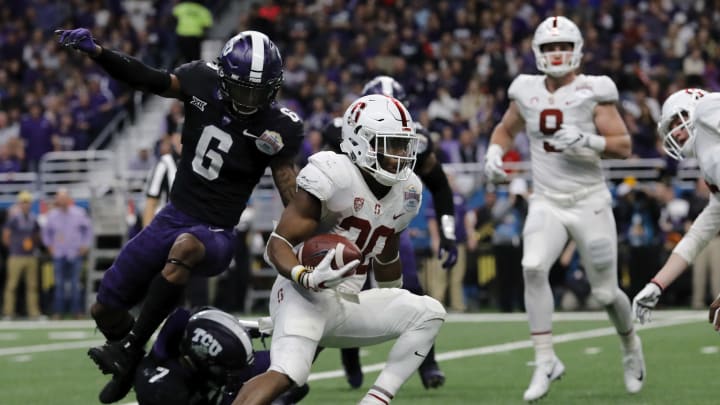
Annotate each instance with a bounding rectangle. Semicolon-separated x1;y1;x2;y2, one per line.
400;230;424;295
97;203;235;309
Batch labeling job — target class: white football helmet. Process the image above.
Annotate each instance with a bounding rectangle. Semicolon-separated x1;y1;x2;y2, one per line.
658;88;708;160
532;16;583;77
340;95;419;186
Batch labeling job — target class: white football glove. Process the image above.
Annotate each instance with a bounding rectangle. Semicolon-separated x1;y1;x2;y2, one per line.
546;124;606;153
291;245;360;291
632;282;663;324
484;144;508;183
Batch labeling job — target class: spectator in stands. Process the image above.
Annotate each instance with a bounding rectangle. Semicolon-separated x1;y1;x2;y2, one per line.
0;143;21;173
492;178;529;313
129;146;155;172
172;0;213;63
19;103;53;171
41;188;93;319
2;190;43;320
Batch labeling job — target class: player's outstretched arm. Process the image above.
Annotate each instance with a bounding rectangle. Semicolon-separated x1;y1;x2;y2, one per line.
418;154;457;269
633;197;720;323
56;28;182;98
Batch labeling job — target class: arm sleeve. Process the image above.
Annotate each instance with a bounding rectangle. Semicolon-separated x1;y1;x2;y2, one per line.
674;197;720;263
420;162;455;219
92;47;172;94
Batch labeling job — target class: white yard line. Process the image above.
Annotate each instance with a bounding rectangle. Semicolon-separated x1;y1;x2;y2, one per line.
116;312;701;405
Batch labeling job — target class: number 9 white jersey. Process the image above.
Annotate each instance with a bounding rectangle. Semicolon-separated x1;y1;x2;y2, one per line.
509;73;619;194
297;151;423;294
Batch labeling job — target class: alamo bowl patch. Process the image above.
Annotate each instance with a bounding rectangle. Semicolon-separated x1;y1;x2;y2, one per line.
255;130;284;155
403;185;420;211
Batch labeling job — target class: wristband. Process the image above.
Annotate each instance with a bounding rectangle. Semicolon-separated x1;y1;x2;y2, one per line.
486;143;505;158
291;265;309;288
650;278;665;291
586;133;607;153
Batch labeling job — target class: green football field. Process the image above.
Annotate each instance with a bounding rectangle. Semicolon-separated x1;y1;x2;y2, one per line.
1;310;717;405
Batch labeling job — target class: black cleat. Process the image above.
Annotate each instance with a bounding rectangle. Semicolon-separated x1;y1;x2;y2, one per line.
88;340;144;403
272;384;310;405
88;340;144;376
419;362;446;389
98;370;136;404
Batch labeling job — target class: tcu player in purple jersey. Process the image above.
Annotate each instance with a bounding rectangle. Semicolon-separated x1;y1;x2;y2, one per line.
133;307;308;405
321;76;453;390
56;28;304;403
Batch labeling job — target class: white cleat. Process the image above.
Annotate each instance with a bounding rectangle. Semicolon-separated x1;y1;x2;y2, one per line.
622;335;646;394
523;356;565;402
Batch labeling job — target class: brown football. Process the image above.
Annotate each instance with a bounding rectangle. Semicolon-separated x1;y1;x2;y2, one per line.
298;233;363;271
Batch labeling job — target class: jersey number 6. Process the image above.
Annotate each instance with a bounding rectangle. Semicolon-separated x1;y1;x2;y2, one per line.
192;125;233;180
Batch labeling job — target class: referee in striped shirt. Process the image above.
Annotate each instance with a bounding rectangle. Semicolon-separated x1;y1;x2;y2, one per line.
143;136;180;227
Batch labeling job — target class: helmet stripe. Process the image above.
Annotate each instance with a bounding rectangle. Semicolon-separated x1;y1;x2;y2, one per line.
381;78;393;97
248;32;265;83
389;97;408;127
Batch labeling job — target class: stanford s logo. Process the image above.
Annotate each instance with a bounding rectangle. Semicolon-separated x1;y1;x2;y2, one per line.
354;197;364;212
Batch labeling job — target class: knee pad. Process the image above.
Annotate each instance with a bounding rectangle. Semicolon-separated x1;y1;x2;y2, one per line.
591;286;617;306
587;238;614;270
418;295;447;324
523;266;548;286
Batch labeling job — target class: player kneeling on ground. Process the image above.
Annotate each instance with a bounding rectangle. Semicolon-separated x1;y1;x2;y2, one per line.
232;95;446;405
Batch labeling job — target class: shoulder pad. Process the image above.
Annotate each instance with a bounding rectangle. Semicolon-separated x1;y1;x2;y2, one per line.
508;74;537;100
583;75;619;104
693;93;720;131
297;151;352;200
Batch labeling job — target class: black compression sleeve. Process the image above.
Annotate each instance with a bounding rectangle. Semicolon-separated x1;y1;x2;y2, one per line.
92;47;172;94
420;162;455;218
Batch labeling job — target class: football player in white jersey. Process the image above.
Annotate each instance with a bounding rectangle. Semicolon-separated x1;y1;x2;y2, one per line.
232;95;446;405
484;16;644;401
632;88;720;330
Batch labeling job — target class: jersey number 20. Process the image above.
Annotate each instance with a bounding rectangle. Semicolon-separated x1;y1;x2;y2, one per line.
192;125;233;180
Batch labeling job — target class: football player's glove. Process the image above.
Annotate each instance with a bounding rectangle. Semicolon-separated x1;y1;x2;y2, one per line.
55;28;99;55
546;124;606;153
291;246;360;291
632;282;662;324
709;293;720;333
484;144;508;183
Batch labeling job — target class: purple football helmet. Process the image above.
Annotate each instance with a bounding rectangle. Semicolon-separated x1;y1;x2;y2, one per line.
217;31;283;115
